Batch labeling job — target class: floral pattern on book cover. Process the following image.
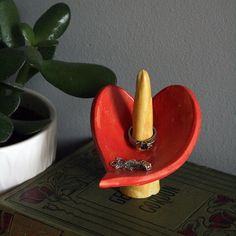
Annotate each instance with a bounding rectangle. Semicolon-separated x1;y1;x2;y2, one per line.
178;194;236;236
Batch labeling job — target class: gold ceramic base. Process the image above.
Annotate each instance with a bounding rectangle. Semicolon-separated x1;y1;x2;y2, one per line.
120;180;160;199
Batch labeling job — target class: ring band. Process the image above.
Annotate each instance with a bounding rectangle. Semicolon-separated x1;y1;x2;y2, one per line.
128;127;157;151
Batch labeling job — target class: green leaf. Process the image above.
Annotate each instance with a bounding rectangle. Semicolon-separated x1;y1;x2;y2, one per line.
38;45;56;60
37;40;58;47
0;42;5;49
0;32;6;48
37;40;58;60
0;41;5;49
23;46;42;69
0;94;20;116
34;3;70;43
15;61;30;85
0;48;25;80
0;112;13;143
19;23;35;46
0;82;24;94
40;60;117;98
15;61;39;85
26;66;39;81
0;0;24;47
36;39;58;60
12;118;51;135
0;86;5;96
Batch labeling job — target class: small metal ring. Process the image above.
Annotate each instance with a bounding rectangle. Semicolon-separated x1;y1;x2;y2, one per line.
128;127;157;151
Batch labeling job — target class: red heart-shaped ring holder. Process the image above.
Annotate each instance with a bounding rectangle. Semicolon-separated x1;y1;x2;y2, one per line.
91;84;201;189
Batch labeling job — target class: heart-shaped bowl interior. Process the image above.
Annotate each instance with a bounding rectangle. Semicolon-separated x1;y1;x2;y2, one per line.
91;85;201;188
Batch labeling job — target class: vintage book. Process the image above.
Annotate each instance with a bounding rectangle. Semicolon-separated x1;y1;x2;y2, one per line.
0;141;236;236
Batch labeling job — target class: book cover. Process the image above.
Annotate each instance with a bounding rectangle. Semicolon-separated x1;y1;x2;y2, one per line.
0;142;236;236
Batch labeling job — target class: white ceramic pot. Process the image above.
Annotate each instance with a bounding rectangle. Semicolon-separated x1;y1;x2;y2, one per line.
0;88;57;195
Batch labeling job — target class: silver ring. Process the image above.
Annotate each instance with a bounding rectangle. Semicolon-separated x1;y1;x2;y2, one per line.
128;127;157;151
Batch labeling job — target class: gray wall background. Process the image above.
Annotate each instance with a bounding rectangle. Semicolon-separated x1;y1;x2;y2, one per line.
15;0;236;175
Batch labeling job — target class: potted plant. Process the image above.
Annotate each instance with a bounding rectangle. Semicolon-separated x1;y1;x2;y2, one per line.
0;0;116;194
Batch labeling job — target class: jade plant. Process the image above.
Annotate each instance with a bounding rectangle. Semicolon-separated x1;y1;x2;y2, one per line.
0;0;116;145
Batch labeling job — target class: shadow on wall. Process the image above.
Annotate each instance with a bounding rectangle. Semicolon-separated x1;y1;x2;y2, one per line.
56;137;92;161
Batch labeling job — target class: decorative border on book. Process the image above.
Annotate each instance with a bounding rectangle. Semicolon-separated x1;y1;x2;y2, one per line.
178;194;236;235
0;210;14;235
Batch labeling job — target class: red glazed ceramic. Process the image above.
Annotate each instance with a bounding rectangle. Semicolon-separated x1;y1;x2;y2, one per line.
91;85;201;188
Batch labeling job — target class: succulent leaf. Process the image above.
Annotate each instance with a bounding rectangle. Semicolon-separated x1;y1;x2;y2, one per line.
12;118;51;135
0;0;24;47
40;60;117;98
0;112;13;143
0;48;25;80
37;40;58;47
38;45;56;60
23;46;43;69
33;3;70;43
19;23;35;46
0;94;20;116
